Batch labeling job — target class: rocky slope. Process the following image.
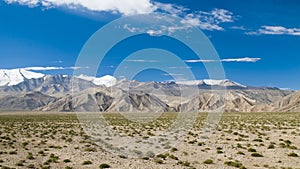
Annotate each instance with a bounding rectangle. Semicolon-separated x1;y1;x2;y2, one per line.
0;69;297;112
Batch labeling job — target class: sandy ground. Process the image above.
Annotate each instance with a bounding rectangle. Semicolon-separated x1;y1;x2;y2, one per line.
0;112;299;169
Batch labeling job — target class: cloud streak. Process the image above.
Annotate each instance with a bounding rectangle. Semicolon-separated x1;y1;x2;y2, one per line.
247;26;300;36
185;57;261;63
125;60;158;63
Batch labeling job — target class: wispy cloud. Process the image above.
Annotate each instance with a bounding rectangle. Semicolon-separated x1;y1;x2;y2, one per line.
22;66;87;71
167;66;192;69
184;59;217;63
155;4;235;31
122;8;235;37
5;0;236;31
185;57;261;63
221;57;261;62
125;60;158;63
246;26;300;36
231;26;246;30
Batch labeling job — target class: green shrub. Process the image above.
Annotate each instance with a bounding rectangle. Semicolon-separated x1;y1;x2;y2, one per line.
168;154;178;160
247;148;256;152
63;159;71;163
203;159;213;164
224;161;243;168
268;144;275;149
288;152;298;157
16;160;25;166
237;151;245;155
27;153;34;160
82;161;92;165
251;153;263;157
99;163;111;168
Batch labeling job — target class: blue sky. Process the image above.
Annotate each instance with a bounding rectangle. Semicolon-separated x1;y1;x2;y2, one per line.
0;0;299;89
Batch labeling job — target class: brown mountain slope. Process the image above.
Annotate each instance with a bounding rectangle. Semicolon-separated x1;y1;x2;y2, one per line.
271;91;300;112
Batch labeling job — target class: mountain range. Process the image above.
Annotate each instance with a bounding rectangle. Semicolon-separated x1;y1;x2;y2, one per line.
0;68;298;113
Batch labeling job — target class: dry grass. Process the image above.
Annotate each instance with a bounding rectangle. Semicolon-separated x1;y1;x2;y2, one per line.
0;112;299;168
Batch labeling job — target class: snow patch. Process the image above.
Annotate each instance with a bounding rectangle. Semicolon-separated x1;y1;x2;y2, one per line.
0;69;45;86
76;75;117;87
176;79;247;88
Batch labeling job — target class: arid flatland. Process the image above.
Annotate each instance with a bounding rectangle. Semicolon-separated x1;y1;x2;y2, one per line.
0;112;299;169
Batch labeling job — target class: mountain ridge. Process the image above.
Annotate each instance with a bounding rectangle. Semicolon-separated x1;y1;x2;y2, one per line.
0;68;297;112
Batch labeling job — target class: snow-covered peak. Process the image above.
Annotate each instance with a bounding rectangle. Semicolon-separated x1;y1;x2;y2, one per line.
203;79;247;88
0;69;45;86
176;79;247;88
76;74;117;87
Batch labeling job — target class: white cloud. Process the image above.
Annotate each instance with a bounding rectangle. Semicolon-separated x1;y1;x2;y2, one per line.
22;66;87;70
4;0;156;15
185;57;261;63
121;8;235;36
221;57;261;62
126;60;158;63
154;2;188;16
246;26;300;36
167;66;192;69
180;9;234;31
231;26;246;30
184;59;216;63
211;8;234;23
5;0;236;31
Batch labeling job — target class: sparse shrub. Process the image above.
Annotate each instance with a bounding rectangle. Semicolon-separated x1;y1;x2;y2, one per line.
253;138;263;142
49;154;59;163
203;159;213;164
198;142;205;146
178;160;190;166
8;150;17;154
27;164;35;168
99;163;111;168
168;154;178;160
41;166;51;169
248;148;256;152
27;152;34;160
217;150;223;154
82;161;92;165
268;144;275;149
288;152;298;157
224;161;244;168
170;147;178;152
288;145;297;149
16;160;25;166
63;159;71;163
118;155;127;159
237;151;245;155
154;158;164;164
84;147;97;152
156;154;167;160
251;152;263;157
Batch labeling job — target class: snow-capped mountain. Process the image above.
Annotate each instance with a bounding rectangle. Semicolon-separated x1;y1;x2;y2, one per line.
0;68;296;112
176;79;247;88
0;68;275;90
0;69;117;87
76;74;117;87
0;69;44;86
